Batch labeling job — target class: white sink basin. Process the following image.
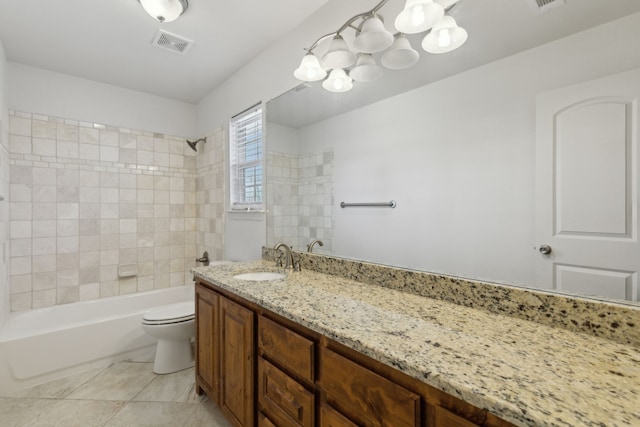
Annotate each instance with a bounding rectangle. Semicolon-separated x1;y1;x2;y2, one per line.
233;271;286;281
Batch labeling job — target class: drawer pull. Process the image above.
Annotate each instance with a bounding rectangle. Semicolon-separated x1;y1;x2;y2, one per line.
266;377;303;419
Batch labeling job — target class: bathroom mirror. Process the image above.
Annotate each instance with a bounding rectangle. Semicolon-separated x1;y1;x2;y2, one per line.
265;0;640;305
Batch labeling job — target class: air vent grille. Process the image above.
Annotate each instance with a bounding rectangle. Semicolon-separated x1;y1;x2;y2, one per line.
526;0;565;14
152;30;193;55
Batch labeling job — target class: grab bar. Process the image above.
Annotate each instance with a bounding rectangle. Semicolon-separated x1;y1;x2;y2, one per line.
340;200;396;208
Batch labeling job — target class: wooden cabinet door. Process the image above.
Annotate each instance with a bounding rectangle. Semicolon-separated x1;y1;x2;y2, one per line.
319;404;358;427
319;347;420;427
220;296;255;427
195;284;219;401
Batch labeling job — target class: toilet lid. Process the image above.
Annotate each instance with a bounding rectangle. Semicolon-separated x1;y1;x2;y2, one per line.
143;301;194;323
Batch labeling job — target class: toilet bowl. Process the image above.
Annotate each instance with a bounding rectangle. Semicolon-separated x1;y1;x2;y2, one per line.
141;301;195;374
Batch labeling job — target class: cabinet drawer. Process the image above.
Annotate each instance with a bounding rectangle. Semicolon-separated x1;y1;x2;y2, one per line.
319;404;358;427
434;405;479;427
258;412;277;427
258;358;315;427
319;348;420;427
258;315;315;382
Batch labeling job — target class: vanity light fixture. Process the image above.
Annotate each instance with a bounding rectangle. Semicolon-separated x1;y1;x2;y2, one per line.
138;0;188;23
293;0;466;93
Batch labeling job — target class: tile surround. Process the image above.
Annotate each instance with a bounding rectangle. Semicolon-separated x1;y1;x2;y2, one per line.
195;126;225;262
7;111;204;311
266;149;333;254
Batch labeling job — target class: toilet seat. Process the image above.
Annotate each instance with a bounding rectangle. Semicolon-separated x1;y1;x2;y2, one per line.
142;302;195;325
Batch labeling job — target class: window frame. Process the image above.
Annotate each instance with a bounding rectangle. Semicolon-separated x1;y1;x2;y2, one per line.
229;103;265;211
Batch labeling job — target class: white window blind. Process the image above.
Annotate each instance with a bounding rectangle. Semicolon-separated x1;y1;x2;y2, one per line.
230;104;263;210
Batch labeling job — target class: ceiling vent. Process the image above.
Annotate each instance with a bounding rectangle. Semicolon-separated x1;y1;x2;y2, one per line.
152;30;193;55
526;0;566;14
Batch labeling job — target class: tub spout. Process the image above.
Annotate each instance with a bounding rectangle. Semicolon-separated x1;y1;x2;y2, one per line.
196;251;209;266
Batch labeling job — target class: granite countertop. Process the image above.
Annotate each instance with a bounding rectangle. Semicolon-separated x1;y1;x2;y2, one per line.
192;260;640;427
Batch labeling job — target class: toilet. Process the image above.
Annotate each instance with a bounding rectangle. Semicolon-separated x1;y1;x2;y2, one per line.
141;301;195;374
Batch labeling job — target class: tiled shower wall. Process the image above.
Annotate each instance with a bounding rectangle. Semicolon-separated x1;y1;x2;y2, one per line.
8;111;199;311
267;149;333;253
0;109;9;320
195;126;225;262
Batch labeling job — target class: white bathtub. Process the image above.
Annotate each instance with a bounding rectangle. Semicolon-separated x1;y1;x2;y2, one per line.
0;285;194;394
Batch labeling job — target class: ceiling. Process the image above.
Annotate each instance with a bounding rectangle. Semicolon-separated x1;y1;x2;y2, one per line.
0;0;329;103
268;0;640;128
0;0;639;109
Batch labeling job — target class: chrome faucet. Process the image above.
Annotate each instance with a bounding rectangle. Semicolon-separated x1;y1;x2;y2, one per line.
273;243;299;271
307;239;324;253
196;251;209;266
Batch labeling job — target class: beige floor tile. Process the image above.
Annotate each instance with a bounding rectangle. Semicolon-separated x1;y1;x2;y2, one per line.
103;401;197;427
24;399;126;427
5;367;105;399
0;397;59;427
184;397;232;427
133;368;197;403
67;362;156;401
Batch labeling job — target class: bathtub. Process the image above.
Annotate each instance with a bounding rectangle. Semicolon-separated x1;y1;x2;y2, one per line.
0;285;194;394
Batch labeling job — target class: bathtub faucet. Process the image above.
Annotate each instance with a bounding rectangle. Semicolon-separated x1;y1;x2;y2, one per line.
196;251;209;266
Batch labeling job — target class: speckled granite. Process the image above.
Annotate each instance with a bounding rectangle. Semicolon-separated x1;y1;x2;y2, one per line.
263;247;640;348
193;261;640;427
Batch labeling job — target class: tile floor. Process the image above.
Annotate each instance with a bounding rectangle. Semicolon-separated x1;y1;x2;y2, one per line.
0;361;232;427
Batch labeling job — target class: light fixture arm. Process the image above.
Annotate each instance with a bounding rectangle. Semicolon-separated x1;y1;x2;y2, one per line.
304;0;390;52
304;0;460;53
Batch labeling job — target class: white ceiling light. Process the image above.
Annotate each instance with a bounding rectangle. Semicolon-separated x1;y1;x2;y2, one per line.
350;54;383;82
294;52;327;82
321;35;357;70
293;0;467;93
138;0;188;23
395;0;445;34
381;34;419;70
353;15;394;53
422;16;468;53
322;69;353;93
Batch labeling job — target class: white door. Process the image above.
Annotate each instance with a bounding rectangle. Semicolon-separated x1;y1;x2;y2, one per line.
535;68;640;301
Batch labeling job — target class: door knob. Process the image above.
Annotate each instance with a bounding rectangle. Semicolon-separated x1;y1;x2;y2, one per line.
538;245;552;255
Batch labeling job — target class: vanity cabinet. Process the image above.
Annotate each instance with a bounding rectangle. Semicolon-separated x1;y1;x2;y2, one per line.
195;284;254;427
195;279;514;427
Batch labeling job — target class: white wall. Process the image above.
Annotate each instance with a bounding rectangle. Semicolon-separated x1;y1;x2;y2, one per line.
0;40;9;322
8;63;197;138
196;1;368;260
195;2;366;136
293;12;640;287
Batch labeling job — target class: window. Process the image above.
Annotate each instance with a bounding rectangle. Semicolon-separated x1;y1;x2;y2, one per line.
230;104;263;210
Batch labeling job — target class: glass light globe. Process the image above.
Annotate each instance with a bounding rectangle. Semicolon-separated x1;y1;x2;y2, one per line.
294;53;327;82
381;35;419;70
395;0;444;34
139;0;188;22
321;35;356;70
322;69;354;93
353;15;394;54
350;54;383;82
422;16;468;53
